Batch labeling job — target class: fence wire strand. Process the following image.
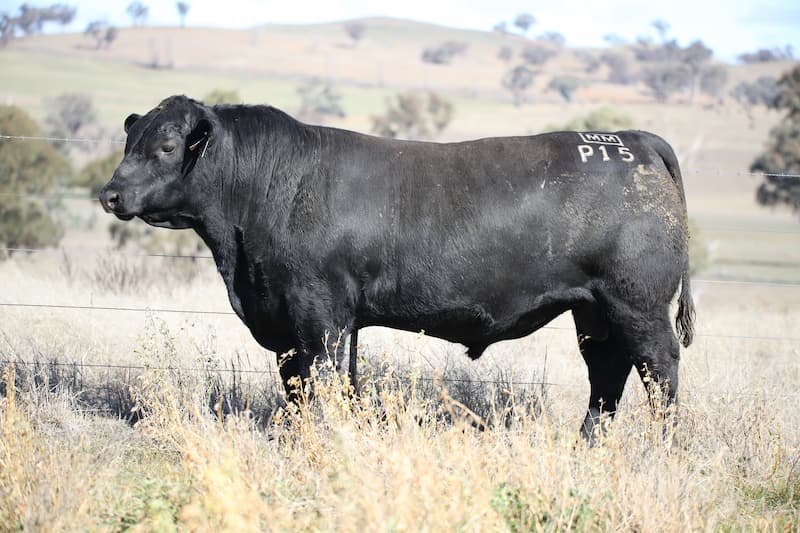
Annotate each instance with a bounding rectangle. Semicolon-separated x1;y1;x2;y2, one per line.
0;359;557;388
1;246;799;287
1;301;798;342
0;134;125;145
1;359;798;399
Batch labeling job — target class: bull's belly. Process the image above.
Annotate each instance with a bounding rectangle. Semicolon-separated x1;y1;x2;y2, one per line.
359;286;595;358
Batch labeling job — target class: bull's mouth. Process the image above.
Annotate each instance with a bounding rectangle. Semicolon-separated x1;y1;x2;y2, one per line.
115;212;136;221
140;209;193;229
140;209;179;224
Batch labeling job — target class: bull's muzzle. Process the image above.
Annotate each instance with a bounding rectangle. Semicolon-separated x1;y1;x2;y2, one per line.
98;187;134;220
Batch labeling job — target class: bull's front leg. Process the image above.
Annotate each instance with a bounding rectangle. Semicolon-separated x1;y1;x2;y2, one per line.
276;348;315;404
281;308;357;402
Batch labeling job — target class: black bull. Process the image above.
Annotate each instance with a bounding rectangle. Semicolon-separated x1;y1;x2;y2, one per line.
99;95;694;437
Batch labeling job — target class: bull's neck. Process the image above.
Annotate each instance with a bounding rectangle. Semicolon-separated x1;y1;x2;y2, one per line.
192;208;238;278
220;116;323;232
190;117;326;280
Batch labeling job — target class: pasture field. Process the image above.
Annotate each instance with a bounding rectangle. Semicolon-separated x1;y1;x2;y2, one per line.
1;242;799;531
1;20;799;531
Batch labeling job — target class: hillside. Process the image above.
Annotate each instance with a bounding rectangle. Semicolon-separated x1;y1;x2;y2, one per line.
4;18;793;103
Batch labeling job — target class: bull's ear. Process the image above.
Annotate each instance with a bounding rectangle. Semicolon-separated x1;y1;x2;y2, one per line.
182;118;213;176
186;118;212;155
124;113;141;134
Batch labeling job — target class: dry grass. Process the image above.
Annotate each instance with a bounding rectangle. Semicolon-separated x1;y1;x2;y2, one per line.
1;251;799;531
2;18;799;530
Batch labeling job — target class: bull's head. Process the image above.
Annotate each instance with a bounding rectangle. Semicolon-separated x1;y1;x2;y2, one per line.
98;96;212;229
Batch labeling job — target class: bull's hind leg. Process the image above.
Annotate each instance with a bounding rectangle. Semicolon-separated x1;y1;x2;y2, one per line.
573;308;633;441
628;310;680;420
601;299;680;432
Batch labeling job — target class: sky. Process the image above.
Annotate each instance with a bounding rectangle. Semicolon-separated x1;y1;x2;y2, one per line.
3;0;799;62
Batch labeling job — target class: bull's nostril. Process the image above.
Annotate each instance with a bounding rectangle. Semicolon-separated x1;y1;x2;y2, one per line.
100;189;121;212
105;190;120;208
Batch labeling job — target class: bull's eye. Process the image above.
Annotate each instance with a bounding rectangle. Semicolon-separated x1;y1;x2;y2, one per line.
162;143;176;153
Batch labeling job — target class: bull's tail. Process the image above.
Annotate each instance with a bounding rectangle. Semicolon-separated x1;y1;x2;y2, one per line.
676;257;695;347
648;132;695;347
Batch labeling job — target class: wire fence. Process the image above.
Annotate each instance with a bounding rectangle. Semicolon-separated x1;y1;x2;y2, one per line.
1;301;799;343
1;358;798;401
0;134;125;145
2;245;799;287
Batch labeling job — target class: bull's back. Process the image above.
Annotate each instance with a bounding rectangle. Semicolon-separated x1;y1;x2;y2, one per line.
334;129;682;259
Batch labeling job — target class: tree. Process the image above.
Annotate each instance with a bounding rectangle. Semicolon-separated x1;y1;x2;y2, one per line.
1;3;76;46
520;43;556;66
751;65;800;216
45;93;96;140
633;38;682;62
492;21;508;35
203;89;241;105
74;150;123;196
502;65;537;107
84;20;117;49
574;51;601;74
738;46;794;64
681;40;714;101
0;105;70;255
296;79;345;123
731;77;780;127
651;19;670;42
176;2;190;27
513;13;535;35
634;36;722;102
600;52;634;85
126;1;149;26
537;32;566;48
642;63;691;101
547;76;582;102
699;65;728;99
0;15;14;46
497;45;513;62
602;33;625;46
370;92;453;140
343;21;365;46
730;77;781;108
421;41;468;65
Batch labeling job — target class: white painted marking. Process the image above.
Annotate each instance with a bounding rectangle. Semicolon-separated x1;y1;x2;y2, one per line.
618;146;635;162
578;145;593;163
578;132;625;147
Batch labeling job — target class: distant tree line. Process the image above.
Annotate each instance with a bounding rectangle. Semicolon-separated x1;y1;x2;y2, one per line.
371;92;453;140
738;46;794;64
0;3;75;46
422;41;469;65
1;1;195;51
